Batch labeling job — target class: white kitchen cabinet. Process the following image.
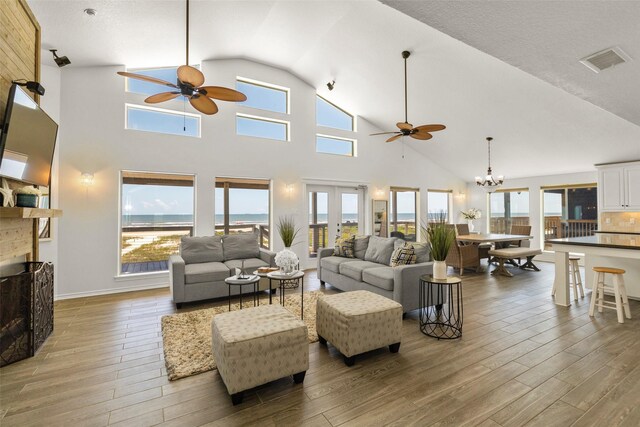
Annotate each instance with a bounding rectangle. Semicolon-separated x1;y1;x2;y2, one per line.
597;161;640;211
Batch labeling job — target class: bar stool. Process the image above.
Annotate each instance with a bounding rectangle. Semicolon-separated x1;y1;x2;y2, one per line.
551;256;584;300
589;267;631;323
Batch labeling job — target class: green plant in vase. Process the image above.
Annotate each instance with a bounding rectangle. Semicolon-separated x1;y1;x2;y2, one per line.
421;211;455;279
277;215;300;248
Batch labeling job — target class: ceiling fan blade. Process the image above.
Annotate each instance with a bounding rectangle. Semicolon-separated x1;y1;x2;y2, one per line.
178;65;205;87
386;134;403;143
189;95;218;115
396;122;413;130
370;131;400;136
199;86;247;102
410;131;433;141
413;124;446;133
117;71;178;88
145;92;181;104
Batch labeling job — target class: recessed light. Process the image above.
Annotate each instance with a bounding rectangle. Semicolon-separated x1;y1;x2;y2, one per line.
83;8;97;16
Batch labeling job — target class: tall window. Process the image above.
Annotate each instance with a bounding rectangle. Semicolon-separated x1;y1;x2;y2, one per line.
315;95;357;156
390;187;417;241
308;191;329;257
120;171;194;275
427;190;451;223
489;188;530;233
543;184;597;241
215;178;270;249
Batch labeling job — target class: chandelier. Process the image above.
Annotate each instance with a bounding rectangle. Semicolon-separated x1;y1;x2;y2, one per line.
475;137;504;189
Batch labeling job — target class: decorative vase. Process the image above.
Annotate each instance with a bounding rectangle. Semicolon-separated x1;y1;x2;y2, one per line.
433;260;447;280
16;194;38;208
467;219;475;233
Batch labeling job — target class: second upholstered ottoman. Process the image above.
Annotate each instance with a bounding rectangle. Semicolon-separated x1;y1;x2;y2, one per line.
316;290;402;366
211;304;308;405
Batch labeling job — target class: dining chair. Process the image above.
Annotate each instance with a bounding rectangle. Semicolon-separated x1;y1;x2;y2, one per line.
447;225;480;275
455;223;491;260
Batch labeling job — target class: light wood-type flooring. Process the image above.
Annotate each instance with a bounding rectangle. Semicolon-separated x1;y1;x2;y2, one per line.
1;263;640;426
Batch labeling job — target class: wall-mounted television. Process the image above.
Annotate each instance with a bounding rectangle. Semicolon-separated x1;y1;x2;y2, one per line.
0;84;58;187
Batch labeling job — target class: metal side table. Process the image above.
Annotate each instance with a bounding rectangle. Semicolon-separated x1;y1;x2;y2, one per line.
419;275;463;339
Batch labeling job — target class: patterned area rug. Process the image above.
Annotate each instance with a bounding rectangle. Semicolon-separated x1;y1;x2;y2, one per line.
161;291;323;381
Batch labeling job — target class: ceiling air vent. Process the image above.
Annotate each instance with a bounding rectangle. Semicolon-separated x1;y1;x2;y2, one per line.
580;46;631;73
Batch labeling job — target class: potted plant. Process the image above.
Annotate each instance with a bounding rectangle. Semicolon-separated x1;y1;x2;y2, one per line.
461;208;481;232
277;215;300;249
14;186;42;208
422;212;455;279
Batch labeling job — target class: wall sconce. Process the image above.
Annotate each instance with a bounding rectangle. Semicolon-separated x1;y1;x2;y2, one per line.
455;191;466;199
80;172;94;187
374;189;385;198
285;183;294;196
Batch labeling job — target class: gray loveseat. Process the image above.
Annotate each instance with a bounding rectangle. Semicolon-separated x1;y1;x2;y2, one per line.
169;233;276;308
317;236;433;313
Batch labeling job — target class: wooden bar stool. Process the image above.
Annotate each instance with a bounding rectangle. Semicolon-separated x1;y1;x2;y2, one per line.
589;267;631;323
552;256;584;300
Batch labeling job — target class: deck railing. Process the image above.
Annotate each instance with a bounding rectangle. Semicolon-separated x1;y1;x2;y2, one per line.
489;217;531;234
215;224;270;249
543;217;597;240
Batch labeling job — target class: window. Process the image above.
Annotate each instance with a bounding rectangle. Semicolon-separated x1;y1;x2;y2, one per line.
316;135;355;156
316;96;354;131
308;191;329;257
543;184;597;241
489;188;530;233
120;171;194;275
237;78;288;113
236;114;288;141
390;187;418;241
125;67;179;95
427;190;451;223
215;177;270;249
126;104;200;137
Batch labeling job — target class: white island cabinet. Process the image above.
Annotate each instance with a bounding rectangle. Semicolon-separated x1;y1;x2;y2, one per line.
597;161;640;211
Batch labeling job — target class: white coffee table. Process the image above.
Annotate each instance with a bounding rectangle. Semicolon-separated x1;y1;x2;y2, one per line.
224;274;260;311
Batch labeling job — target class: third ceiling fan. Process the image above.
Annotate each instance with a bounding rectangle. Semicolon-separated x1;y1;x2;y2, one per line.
371;51;446;143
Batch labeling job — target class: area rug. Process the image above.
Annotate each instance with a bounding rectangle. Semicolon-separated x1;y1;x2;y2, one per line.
161;291;323;381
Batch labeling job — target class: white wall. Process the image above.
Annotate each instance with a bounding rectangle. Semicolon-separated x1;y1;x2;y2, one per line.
466;170;598;259
55;58;466;299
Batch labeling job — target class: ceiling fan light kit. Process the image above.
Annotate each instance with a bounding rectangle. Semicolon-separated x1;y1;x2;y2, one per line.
116;0;246;115
475;137;504;190
370;50;446;143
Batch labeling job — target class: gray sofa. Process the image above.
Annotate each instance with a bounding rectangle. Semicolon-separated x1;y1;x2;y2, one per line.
169;233;276;308
317;236;433;313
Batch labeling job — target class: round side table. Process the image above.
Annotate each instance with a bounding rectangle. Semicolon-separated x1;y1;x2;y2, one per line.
419;275;463;339
266;271;305;319
225;275;260;311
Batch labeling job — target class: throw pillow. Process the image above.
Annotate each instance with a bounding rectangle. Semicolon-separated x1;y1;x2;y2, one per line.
408;242;430;263
333;236;355;258
390;243;417;267
222;233;260;261
364;236;396;265
180;236;224;264
353;235;370;259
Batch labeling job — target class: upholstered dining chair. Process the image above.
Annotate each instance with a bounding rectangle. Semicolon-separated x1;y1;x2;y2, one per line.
446;225;480;275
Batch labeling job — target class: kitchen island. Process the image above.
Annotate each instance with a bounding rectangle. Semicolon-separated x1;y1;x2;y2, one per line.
548;234;640;307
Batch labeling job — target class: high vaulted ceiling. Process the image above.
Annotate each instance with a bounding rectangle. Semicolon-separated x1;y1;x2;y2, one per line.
28;0;640;181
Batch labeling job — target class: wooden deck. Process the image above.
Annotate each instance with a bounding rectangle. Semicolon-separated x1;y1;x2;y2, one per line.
121;260;168;274
1;265;640;426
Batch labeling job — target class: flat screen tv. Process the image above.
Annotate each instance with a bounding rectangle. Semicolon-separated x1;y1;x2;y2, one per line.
0;84;58;187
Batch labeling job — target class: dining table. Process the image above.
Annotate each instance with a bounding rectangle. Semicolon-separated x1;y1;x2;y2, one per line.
456;233;534;271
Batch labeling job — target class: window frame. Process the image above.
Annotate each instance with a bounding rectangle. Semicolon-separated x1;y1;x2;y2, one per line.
541;183;598;243
124;66;182;95
488;187;530;234
315;133;357;157
316;95;356;131
236;77;290;114
125;103;201;138
236;113;290;142
118;170;196;277
389;186;419;241
427;189;453;223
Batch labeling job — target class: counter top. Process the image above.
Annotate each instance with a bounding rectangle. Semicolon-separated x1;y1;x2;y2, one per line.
548;234;640;250
595;231;640;236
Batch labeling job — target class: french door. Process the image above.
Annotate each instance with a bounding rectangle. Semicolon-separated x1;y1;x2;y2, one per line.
307;185;364;258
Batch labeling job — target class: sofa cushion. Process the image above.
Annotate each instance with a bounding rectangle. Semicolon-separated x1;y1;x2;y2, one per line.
180;236;224;264
362;267;395;291
364;236;396;265
224;258;269;275
184;261;230;284
333;235;355;258
222;233;259;261
339;260;382;282
409;242;430;263
354;236;370;260
390;243;417;267
320;256;353;273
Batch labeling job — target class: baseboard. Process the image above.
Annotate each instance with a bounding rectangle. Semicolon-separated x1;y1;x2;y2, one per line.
55;282;169;301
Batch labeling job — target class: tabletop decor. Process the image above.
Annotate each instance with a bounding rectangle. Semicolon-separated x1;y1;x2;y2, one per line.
461;208;481;232
423;213;455;279
14;186;42;208
0;178;15;207
275;248;299;274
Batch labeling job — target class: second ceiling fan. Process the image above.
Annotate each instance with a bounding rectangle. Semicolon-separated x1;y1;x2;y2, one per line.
371;51;446;143
117;0;246;115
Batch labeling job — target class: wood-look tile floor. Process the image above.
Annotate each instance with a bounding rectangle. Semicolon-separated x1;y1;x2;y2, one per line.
1;265;640;426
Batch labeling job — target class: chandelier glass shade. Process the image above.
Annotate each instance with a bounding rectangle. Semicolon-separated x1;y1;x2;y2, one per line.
475;137;504;189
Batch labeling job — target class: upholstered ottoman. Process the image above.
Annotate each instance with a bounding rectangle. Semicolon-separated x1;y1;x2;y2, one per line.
211;304;309;405
316;290;402;366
